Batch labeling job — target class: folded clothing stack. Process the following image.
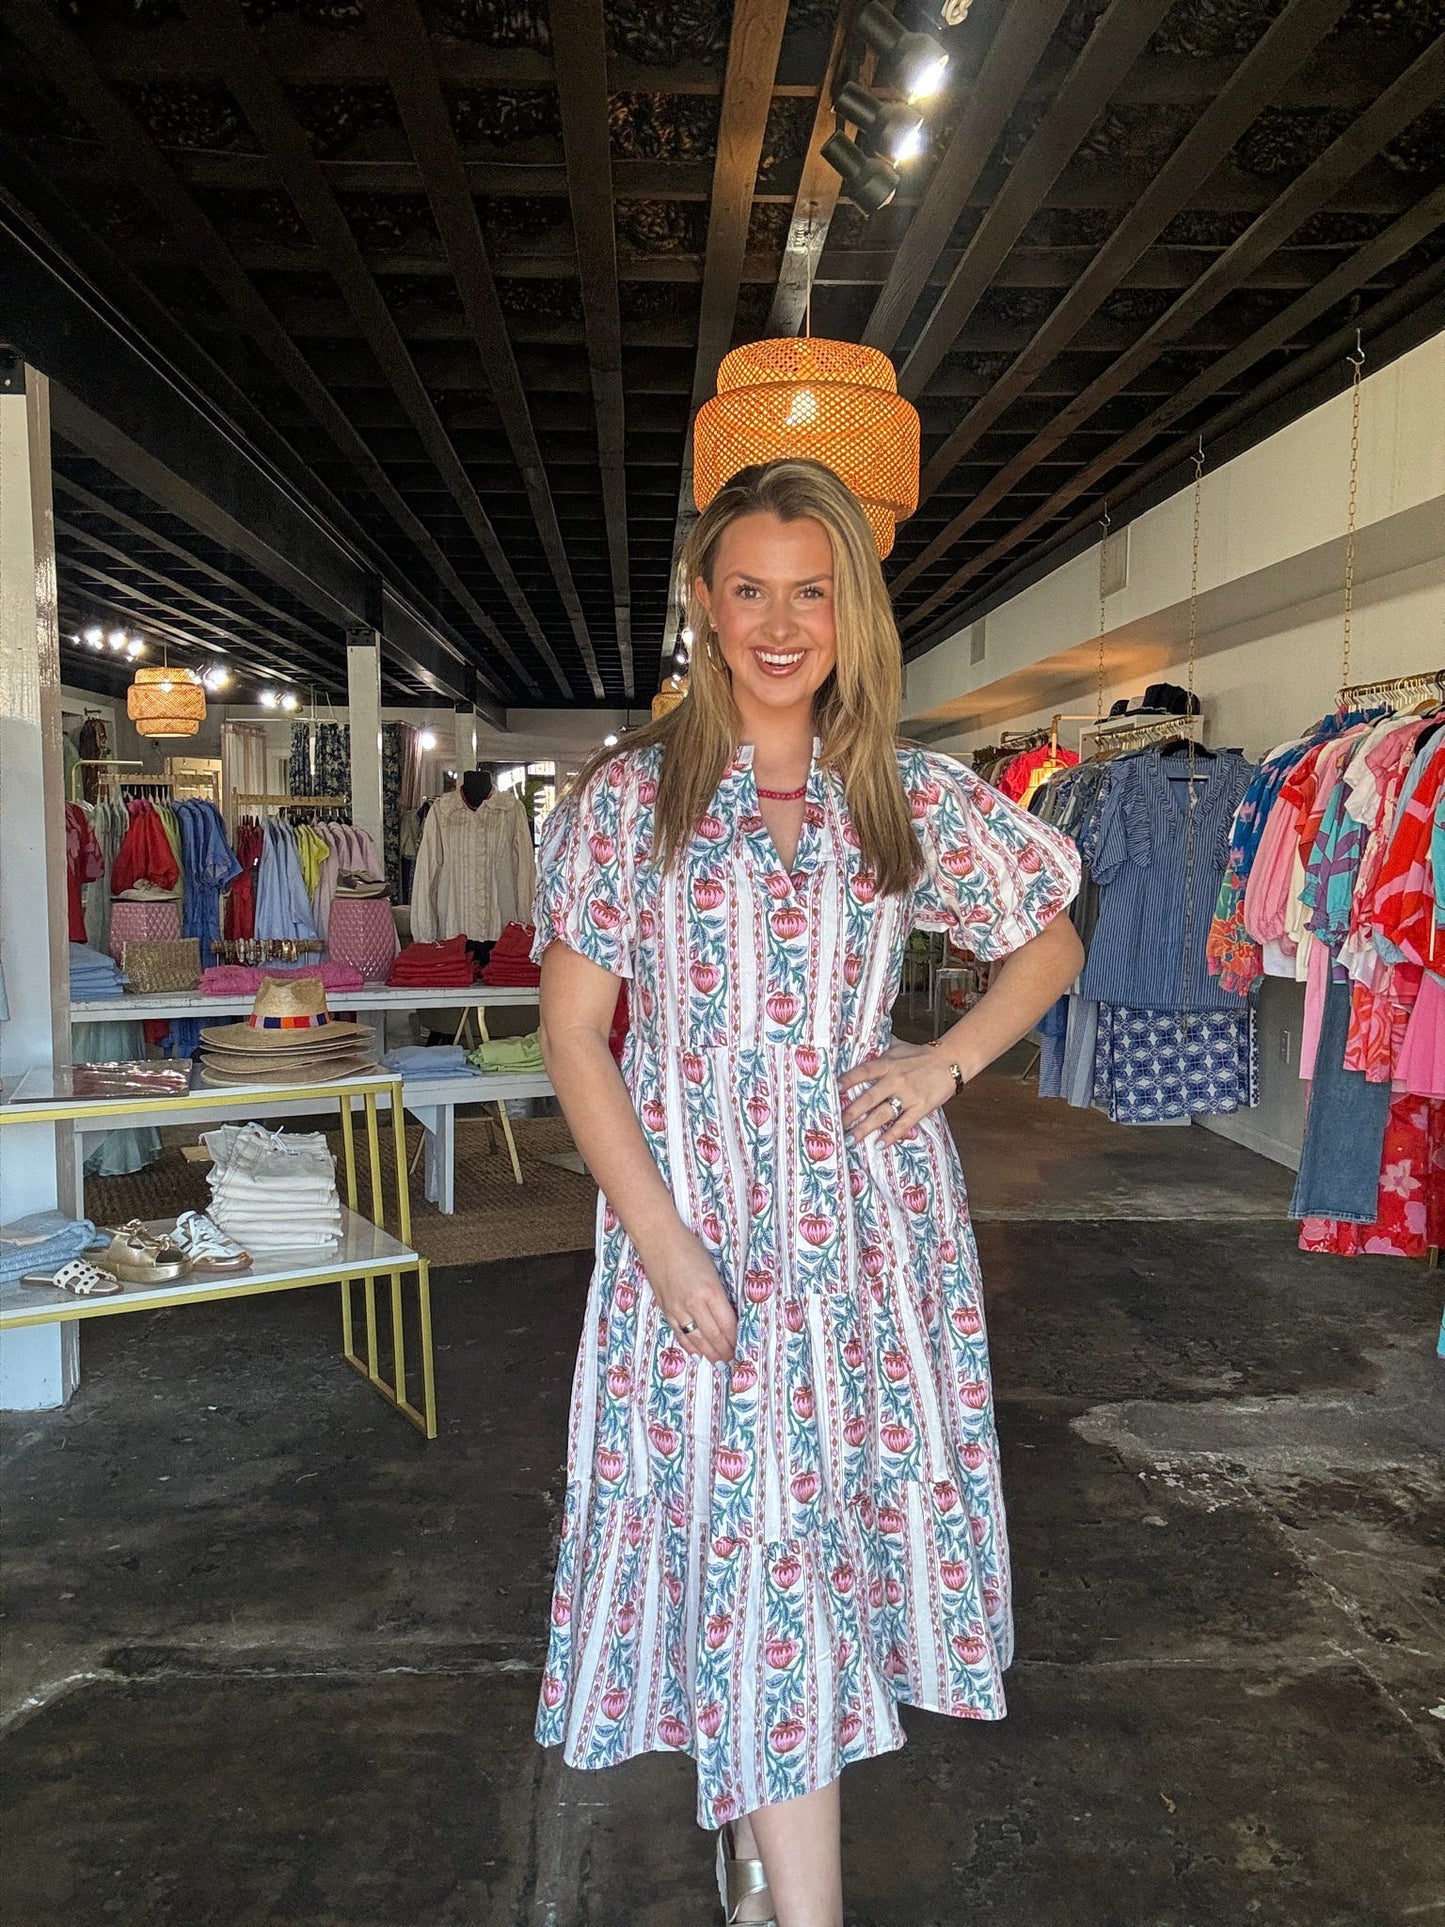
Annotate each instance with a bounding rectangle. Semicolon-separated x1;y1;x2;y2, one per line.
198;961;366;997
0;1209;104;1285
201;1121;343;1254
388;935;477;988
467;1029;545;1074
478;922;541;987
381;1044;476;1082
70;943;128;1000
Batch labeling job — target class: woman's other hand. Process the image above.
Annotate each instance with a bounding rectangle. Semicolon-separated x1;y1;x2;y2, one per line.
838;1039;960;1148
642;1223;739;1364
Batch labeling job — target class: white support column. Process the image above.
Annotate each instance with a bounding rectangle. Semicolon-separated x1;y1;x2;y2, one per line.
345;631;384;854
0;363;81;1408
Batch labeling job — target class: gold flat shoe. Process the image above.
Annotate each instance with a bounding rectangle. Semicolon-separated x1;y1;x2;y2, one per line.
716;1824;775;1926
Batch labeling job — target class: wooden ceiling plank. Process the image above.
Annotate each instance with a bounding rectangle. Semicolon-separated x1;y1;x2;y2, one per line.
552;0;634;701
663;0;792;663
913;0;1355;504
891;33;1445;602
3;0;521;697
367;0;606;699
898;0;1177;401
861;0;1071;356
899;182;1445;629
188;0;570;699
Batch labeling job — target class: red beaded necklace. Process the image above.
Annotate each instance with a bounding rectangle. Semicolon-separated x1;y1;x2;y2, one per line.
755;783;807;801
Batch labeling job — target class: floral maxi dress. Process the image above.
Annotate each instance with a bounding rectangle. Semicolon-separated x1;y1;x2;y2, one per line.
530;739;1080;1827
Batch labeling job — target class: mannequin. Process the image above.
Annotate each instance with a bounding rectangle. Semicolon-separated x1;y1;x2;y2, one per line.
410;765;536;948
460;766;494;810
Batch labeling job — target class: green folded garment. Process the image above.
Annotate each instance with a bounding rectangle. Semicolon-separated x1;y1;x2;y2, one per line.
467;1030;545;1074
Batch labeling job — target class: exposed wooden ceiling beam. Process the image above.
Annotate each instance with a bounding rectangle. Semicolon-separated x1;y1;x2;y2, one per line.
898;181;1445;630
2;0;523;694
766;0;853;337
862;0;1070;356
56;515;342;688
188;0;569;700
53;472;338;655
664;0;792;661
552;0;634;701
897;0;1176;400
913;0;1355;504
988;242;1445;616
891;33;1445;609
367;0;604;700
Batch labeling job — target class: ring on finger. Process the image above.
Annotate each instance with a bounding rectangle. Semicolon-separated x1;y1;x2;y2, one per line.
888;1095;905;1120
678;1318;698;1336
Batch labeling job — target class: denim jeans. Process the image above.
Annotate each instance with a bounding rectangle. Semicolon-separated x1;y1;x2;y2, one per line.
1289;972;1391;1222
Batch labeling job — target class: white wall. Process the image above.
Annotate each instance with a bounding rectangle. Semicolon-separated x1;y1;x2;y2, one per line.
901;330;1445;1172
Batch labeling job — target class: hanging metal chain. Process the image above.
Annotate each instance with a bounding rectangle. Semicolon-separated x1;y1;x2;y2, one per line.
1340;332;1365;698
1180;444;1204;1010
1096;503;1110;723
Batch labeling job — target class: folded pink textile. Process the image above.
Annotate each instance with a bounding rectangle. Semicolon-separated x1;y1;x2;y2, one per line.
197;962;367;996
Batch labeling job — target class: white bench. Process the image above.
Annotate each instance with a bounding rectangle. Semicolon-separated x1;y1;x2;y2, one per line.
402;1070;556;1214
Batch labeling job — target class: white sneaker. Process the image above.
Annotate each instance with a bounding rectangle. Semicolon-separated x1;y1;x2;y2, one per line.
171;1211;251;1272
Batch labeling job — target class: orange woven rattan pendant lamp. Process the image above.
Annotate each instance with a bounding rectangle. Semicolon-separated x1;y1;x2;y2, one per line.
127;663;207;738
692;336;920;558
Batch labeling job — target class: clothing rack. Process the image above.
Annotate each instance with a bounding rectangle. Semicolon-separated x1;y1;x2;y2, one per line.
232;792;349;814
1082;714;1207;761
999;714;1062;755
1338;668;1445;710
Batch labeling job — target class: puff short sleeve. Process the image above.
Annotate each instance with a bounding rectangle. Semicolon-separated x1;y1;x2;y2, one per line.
908;750;1080;962
530;753;642;978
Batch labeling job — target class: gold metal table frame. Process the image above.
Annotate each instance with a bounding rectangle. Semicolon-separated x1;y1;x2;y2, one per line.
0;1073;436;1439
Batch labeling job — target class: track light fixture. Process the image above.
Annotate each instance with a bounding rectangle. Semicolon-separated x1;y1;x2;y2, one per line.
835;80;926;165
857;1;950;102
820;129;900;214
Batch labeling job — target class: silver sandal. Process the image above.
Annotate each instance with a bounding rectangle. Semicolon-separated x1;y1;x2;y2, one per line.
716;1824;776;1926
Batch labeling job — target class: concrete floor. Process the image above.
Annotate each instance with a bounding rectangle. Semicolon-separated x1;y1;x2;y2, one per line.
2;1059;1441;1925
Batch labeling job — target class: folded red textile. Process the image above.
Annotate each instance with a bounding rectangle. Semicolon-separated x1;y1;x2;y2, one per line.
388;936;478;988
480;921;540;985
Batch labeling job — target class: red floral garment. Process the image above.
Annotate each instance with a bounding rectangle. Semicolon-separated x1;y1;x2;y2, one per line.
1299;1093;1445;1258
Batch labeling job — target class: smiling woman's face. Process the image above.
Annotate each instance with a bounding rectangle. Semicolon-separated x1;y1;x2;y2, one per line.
696;512;838;728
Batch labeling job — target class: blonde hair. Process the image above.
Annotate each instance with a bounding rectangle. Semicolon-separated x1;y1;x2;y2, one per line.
570;459;923;896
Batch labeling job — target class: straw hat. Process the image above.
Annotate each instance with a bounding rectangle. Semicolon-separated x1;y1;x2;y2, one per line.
200;976;369;1054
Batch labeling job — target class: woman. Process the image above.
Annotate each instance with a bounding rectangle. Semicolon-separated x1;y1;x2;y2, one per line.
531;460;1082;1926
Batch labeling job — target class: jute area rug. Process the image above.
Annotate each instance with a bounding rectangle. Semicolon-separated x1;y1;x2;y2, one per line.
84;1116;599;1269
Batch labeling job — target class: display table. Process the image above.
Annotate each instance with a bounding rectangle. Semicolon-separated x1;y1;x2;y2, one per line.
0;1067;435;1437
68;987;554;1214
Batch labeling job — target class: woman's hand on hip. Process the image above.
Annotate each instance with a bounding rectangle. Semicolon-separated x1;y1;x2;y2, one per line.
642;1224;738;1365
839;1039;962;1148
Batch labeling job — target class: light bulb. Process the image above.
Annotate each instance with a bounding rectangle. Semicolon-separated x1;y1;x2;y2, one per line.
905;51;950;102
418;728;437;751
258;690;278;709
159;676;173;693
280;692;298;712
83;625;103;647
784;387;819;428
603;732;619;747
203;665;229;689
890;121;925;163
127;639;145;659
108;629;127;651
